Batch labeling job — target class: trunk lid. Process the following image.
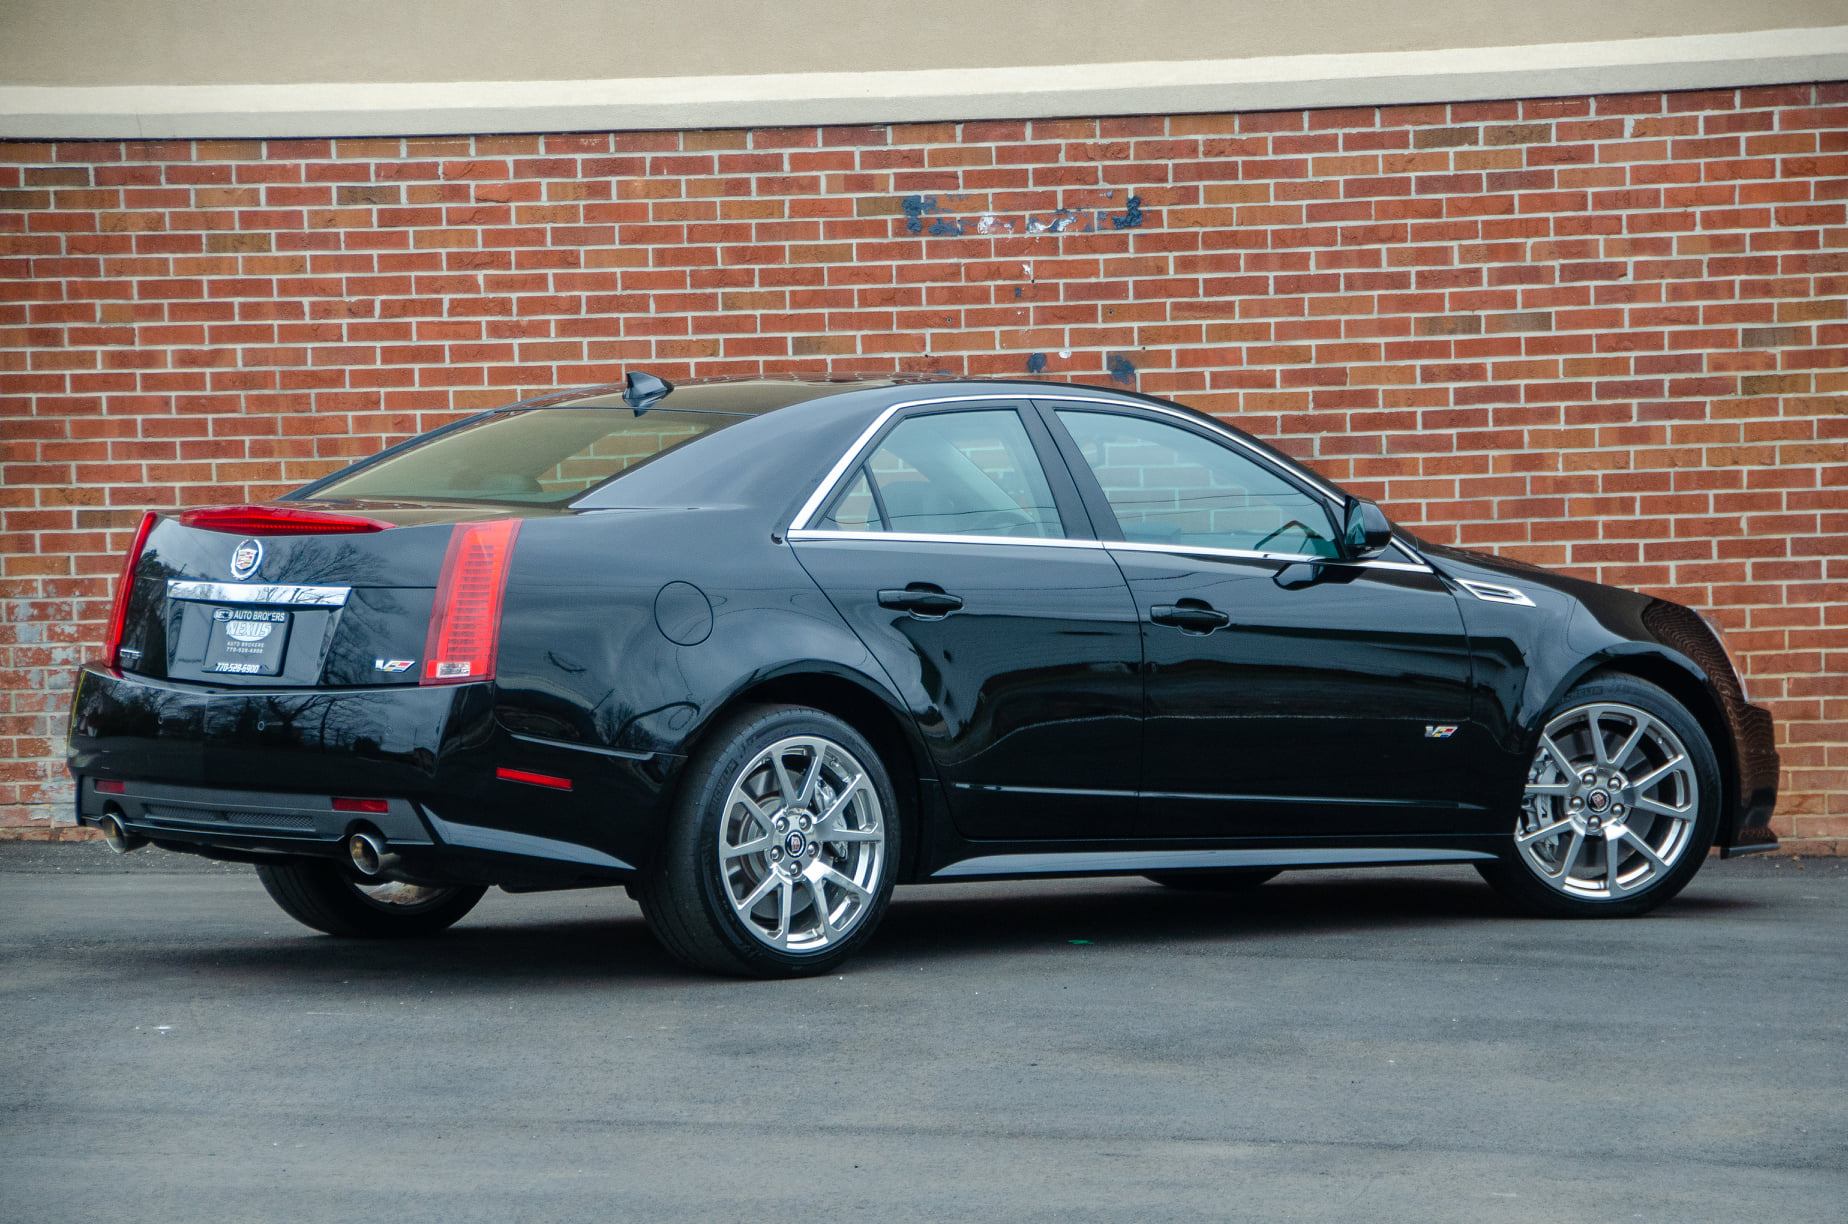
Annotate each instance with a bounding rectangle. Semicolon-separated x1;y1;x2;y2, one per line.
113;501;545;688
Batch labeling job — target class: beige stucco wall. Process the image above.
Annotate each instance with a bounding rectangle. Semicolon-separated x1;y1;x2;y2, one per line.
4;0;1845;85
3;0;1846;137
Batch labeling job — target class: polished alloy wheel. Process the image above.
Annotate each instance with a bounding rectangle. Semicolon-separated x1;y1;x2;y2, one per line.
717;735;886;952
1516;701;1700;900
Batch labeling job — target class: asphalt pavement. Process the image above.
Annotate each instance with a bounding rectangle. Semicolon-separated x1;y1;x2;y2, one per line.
2;842;1843;1223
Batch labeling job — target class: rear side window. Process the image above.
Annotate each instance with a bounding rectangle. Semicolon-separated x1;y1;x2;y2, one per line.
309;408;742;504
820;409;1065;539
1056;409;1339;558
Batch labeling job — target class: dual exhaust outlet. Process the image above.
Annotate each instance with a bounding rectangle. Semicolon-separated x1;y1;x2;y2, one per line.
98;806;400;881
346;830;401;878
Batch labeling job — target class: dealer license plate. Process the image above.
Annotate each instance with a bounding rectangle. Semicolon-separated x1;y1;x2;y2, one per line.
202;607;291;676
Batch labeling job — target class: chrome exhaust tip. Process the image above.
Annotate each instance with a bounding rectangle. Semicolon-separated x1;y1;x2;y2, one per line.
98;809;146;854
347;831;397;877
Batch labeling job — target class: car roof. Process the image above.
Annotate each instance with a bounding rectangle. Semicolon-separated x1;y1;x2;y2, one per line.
525;374;1177;419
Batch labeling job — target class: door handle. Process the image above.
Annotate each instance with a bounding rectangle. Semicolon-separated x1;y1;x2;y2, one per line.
878;584;964;617
1150;600;1230;633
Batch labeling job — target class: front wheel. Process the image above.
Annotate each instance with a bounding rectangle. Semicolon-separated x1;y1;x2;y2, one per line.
255;861;486;937
1476;675;1720;918
636;705;900;977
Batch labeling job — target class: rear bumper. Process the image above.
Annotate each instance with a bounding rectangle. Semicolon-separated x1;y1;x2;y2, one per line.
66;664;679;882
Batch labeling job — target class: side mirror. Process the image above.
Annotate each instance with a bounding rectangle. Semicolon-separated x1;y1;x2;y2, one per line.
1340;497;1393;561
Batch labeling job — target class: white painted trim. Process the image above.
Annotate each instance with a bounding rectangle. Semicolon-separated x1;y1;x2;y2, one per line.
4;27;1845;139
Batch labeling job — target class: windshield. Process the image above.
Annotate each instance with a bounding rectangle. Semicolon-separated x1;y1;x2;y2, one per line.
306;408;744;504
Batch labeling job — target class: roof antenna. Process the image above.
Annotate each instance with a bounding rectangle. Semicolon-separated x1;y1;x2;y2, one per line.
622;370;674;415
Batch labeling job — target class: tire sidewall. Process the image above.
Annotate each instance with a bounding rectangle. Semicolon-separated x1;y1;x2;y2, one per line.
682;707;901;975
1490;675;1722;917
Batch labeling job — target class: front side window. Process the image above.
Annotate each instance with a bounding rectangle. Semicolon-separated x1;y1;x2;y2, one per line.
820;409;1065;539
1056;409;1339;558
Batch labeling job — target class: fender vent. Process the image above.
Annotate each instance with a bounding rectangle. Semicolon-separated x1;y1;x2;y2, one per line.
1457;578;1536;607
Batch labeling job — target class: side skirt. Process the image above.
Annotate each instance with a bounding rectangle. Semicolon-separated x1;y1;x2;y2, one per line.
930;845;1497;881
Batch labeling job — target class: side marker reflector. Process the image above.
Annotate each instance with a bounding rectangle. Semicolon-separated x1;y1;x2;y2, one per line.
495;767;573;791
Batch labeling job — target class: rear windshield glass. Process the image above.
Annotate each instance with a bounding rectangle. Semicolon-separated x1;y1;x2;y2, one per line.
308;408;743;504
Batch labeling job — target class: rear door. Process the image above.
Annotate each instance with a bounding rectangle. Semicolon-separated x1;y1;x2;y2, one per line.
1039;401;1480;838
788;400;1144;840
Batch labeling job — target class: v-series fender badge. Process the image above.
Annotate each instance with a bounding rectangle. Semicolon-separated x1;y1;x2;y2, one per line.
1424;725;1459;739
373;659;415;673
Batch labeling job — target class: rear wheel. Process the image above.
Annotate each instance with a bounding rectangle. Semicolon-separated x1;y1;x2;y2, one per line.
1476;675;1719;918
1144;868;1281;892
636;704;899;978
255;861;486;937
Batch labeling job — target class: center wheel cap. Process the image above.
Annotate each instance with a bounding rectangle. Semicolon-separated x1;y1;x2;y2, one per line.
1586;789;1610;812
783;831;807;859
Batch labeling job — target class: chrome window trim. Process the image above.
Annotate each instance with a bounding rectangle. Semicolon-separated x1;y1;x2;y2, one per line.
167;579;351;607
786;390;1432;572
1106;539;1431;573
786;528;1430;573
787;529;1103;551
790;392;1349;531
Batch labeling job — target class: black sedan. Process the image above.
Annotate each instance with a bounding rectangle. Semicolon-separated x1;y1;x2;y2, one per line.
67;374;1781;976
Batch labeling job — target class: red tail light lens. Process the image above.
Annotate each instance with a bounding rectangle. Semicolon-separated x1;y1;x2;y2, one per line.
103;511;156;669
422;519;521;685
331;797;390;814
178;505;392;535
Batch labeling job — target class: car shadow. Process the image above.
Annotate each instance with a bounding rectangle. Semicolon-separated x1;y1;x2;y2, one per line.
135;868;1762;986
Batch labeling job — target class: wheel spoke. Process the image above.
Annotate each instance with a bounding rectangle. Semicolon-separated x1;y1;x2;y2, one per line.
1538;733;1576;777
806;877;837;942
1589;708;1616;765
1632;796;1690;821
723;833;773;860
1524;780;1573;797
1622;828;1669;872
817;773;867;827
1517;819;1574;846
774;878;794;947
1628;755;1686;793
812;863;871;901
772;752;806;806
1609;720;1649;772
732;872;778;915
824;825;882;844
1551;830;1585;880
1604;834;1628;894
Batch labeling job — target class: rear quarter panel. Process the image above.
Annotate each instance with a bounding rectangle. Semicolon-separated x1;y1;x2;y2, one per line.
491;505;914;862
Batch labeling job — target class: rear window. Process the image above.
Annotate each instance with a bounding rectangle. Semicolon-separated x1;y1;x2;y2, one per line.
308;408;743;504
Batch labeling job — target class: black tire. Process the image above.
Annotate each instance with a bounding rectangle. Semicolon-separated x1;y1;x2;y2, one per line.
1475;673;1721;918
1144;868;1282;892
254;861;486;937
636;704;901;978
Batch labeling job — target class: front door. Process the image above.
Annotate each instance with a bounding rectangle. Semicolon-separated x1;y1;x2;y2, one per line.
1042;402;1480;838
790;402;1144;840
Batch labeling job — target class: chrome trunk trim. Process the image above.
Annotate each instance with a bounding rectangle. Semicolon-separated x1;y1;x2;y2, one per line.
166;579;351;607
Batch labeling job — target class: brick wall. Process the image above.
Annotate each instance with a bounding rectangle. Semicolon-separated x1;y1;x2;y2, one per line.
2;84;1844;848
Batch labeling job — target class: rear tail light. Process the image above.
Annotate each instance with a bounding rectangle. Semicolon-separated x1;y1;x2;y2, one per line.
422;519;521;685
178;505;392;535
332;797;390;814
95;779;127;795
103;511;157;669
